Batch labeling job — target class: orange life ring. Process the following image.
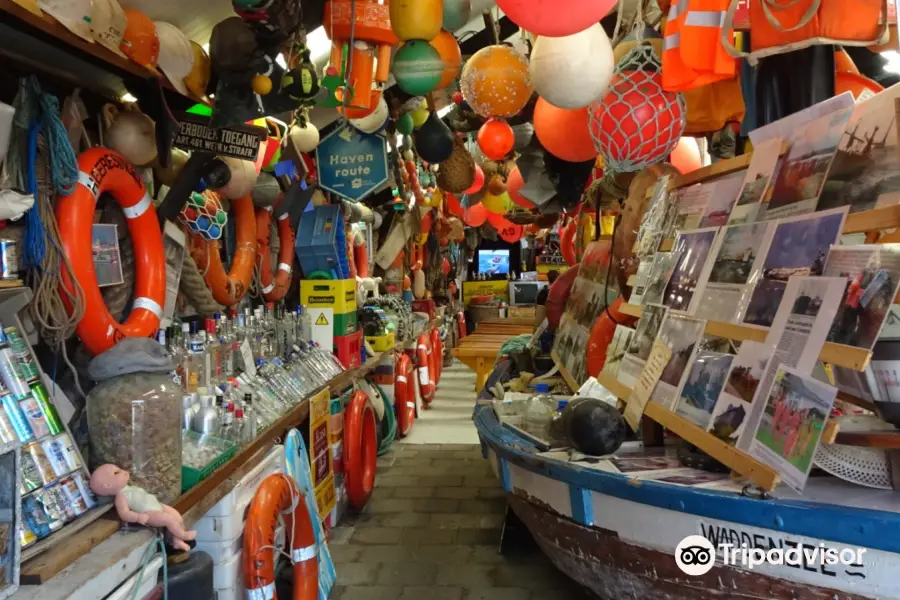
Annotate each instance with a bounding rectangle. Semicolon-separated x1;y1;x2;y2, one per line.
243;474;318;600
429;328;442;387
255;205;295;302
191;193;257;306
560;219;577;267
345;390;377;510
57;148;165;356
416;333;434;403
395;353;415;437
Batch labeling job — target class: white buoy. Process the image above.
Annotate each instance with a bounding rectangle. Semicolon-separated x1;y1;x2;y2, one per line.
530;23;614;109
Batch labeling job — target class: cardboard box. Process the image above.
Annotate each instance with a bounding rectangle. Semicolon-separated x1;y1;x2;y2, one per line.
301;279;357;313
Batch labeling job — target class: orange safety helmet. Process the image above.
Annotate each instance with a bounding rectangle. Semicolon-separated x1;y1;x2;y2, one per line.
120;9;160;71
184;41;212;100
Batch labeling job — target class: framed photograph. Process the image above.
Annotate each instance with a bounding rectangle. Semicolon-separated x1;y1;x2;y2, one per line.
675;351;735;428
642;251;682;306
602;325;636;378
626;304;669;362
91;224;124;287
651;314;707;409
730;137;783;224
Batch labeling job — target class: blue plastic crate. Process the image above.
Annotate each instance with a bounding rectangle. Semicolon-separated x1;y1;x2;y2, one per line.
295;204;350;278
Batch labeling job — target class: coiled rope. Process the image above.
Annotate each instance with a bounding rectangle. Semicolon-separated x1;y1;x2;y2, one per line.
179;252;226;316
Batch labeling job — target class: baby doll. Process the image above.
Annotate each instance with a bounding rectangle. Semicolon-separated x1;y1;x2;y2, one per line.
90;464;197;551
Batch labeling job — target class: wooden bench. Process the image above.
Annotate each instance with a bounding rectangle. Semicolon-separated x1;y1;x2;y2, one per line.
452;318;534;392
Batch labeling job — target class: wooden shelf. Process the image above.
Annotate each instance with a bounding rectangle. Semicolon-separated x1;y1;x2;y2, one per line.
598;373;783;491
618;303;872;372
831;430;900;448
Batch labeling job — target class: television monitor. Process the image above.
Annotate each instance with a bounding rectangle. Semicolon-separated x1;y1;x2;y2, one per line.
509;281;548;306
478;249;510;275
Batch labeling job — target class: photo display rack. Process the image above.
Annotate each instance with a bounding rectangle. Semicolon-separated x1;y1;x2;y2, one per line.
604;140;900;491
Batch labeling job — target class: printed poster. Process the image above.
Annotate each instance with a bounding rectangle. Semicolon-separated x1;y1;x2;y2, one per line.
707;340;774;445
730;137;783;224
697;169;745;228
663;227;720;314
91;224;124;287
619;303;669;387
748;365;838;493
675;350;735;428
649;313;706;410
309;388;336;517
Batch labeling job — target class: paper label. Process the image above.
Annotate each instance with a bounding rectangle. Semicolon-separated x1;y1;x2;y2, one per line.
624;340;672;431
240;339;256;376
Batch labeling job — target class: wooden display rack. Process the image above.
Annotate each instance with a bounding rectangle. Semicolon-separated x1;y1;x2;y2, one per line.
603;150;900;492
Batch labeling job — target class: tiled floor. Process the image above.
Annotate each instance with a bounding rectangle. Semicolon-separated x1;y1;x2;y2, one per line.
329;361;593;599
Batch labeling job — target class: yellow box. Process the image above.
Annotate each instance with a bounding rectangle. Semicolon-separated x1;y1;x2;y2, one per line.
301;279;358;313
508;306;536;320
366;332;396;352
463;280;509;304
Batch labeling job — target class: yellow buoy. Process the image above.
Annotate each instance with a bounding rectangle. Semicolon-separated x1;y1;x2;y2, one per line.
390;0;442;42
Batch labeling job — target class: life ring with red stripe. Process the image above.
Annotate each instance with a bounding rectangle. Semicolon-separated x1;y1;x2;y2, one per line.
57;148;165;356
395;353;416;437
345;390;377;510
429;328;442;388
416;333;435;403
190;193;257;306
255;205;295;302
457;312;467;339
243;473;318;600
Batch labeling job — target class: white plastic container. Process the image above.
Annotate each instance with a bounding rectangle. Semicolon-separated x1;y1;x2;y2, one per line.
105;555;163;600
194;444;284;543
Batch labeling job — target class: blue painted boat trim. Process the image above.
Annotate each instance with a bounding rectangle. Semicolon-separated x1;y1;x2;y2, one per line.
498;456;512;493
569;486;593;527
474;405;900;555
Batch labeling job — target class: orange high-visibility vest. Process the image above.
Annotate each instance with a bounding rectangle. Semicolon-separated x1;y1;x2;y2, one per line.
662;0;737;92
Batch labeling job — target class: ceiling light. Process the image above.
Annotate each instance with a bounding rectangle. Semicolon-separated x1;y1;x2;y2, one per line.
307;26;331;62
276;53;288;69
121;92;138;103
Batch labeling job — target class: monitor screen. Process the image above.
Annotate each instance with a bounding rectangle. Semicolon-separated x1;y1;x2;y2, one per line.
510;282;543;305
478;250;510;275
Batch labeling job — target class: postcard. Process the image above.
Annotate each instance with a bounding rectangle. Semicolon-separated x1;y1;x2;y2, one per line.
674;351;735;428
566;240;617;331
629;259;653;305
698;169;745;228
765;106;854;219
552;314;591;386
698;221;776;323
707;340;774;445
670;185;709;231
643;251;682;306
625;304;669;362
737;276;846;451
742;207;848;328
602;325;636;378
823;244;900;350
663;227;720;314
747;365;838;493
749;92;855;147
817;83;900;214
730;138;783;225
650;314;707;409
92;224;124;287
610;455;685;474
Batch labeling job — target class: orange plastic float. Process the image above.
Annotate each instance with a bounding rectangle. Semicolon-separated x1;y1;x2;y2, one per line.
255;206;295;303
323;0;398;118
560;219;578;267
416;333;435;403
395;353;416;437
243;474;318;600
191;193;257;306
57;148;165;355
457;312;467;339
345;390;377;510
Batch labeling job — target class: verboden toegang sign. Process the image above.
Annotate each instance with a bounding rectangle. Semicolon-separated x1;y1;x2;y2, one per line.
316;125;389;202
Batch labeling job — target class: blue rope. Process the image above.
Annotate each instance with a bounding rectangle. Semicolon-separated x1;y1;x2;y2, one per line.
24;121;46;269
35;87;78;195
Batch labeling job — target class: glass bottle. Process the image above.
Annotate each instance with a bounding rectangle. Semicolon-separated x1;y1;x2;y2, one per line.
219;314;234;378
205;318;221;387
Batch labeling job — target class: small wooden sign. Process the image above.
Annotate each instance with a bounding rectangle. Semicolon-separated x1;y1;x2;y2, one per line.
623;340;672;431
309;388;335;517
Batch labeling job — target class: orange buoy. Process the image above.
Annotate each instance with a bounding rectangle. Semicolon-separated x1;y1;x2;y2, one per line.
560;219;577;266
395;353;416;437
457;312;467;338
345;390;377;510
255;206;295;303
243;474;318;600
57;148;165;355
191;193;257;306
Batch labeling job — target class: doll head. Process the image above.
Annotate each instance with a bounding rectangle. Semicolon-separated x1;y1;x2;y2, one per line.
89;464;131;496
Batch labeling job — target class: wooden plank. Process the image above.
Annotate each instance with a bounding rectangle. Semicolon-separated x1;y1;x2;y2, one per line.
821;419;840;445
836;390;878;414
844;203;900;234
669;152;754;190
618;303;871;372
832;430;900;448
20;518;122;585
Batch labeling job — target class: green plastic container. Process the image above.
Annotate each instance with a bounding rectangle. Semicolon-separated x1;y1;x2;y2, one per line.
181;431;237;492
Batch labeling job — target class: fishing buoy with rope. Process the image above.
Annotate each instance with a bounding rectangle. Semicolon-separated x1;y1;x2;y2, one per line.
255;205;295;302
57;148;165;356
416;333;435;404
243;473;318;600
345;390;377;510
395;353;416;437
190;193;257;306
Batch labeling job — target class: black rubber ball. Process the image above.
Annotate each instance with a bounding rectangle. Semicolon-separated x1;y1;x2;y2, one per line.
564;398;626;456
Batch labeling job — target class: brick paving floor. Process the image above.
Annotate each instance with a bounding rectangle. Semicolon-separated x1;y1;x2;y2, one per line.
329;443;594;600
